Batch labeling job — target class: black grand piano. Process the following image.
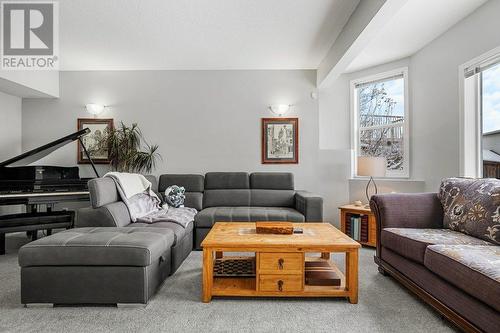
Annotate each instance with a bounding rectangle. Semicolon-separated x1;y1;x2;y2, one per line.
0;128;99;254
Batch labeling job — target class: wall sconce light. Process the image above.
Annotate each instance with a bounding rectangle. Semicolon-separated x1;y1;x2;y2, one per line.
85;103;106;116
269;104;291;116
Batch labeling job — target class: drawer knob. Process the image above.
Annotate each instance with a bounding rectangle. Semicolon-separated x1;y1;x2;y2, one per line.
277;280;284;292
278;258;284;269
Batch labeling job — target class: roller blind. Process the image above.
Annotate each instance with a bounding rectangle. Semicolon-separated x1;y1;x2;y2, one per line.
464;54;500;78
354;73;404;88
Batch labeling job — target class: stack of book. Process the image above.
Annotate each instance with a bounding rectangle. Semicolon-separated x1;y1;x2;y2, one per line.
345;213;369;243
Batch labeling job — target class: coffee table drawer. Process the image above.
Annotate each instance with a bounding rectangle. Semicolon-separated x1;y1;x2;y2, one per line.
259;274;303;292
259;252;303;274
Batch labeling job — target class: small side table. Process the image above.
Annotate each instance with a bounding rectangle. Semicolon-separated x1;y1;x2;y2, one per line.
339;204;377;247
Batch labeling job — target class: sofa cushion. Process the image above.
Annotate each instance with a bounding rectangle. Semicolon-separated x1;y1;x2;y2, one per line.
194;206;305;228
102;201;132;227
205;172;249;189
381;228;493;264
250;172;294;190
159;174;204;210
159;174;204;193
160;192;202;211
131;220;193;245
424;245;500;312
18;227;174;267
439;177;500;245
203;189;296;208
203;189;251;208
88;178;120;208
249;189;295;207
381;247;500;333
184;192;203;211
144;175;158;193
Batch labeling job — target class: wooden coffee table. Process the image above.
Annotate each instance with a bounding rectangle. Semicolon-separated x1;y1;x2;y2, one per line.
201;222;361;303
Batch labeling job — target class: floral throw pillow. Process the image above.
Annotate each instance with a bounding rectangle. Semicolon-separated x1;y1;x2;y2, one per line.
164;185;186;208
438;177;500;245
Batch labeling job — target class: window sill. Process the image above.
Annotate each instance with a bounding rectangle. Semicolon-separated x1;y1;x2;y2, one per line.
349;178;425;183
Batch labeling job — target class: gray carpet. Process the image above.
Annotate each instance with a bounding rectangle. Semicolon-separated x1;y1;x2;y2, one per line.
0;233;457;333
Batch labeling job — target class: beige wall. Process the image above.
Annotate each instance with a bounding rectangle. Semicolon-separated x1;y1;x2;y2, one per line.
0;91;22;161
0;90;22;214
19;0;500;226
22;70;335;218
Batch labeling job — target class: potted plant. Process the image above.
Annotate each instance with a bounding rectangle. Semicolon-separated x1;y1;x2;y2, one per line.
100;122;161;173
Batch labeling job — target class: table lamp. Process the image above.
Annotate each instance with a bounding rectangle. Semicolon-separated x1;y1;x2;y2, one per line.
357;156;386;205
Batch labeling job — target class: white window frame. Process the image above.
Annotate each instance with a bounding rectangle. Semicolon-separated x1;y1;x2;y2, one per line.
350;67;410;178
459;46;500;178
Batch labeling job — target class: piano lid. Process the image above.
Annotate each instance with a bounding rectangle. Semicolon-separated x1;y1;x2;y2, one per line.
0;128;90;167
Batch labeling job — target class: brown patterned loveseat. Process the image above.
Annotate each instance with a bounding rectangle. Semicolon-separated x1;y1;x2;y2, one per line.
371;178;500;333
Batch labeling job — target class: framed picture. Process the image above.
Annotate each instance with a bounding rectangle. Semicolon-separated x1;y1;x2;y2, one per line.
77;118;114;164
261;118;298;164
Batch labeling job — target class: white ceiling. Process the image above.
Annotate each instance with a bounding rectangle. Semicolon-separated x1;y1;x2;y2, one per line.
345;0;488;73
59;0;359;71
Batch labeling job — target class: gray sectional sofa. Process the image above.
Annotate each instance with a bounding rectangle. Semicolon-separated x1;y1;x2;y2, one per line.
77;177;193;274
19;227;173;305
158;172;323;249
18;172;322;305
76;171;322;255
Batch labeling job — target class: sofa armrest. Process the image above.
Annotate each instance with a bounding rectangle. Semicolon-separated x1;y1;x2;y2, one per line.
76;202;131;228
295;191;323;222
370;193;443;230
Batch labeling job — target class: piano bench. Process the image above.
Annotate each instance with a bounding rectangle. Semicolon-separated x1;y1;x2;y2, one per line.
0;211;74;255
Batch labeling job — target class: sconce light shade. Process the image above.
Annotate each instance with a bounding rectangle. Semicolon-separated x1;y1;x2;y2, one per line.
269;104;291;116
85;103;105;115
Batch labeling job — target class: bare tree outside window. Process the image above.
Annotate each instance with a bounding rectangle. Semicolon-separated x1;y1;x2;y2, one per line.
356;75;406;174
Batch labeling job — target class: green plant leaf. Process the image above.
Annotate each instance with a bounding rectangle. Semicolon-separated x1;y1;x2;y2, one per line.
94;121;161;174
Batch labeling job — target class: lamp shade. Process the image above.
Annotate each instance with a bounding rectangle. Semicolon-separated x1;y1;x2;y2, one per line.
357;156;386;177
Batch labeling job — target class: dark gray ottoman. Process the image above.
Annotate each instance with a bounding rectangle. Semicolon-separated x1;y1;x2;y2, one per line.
18;227;174;306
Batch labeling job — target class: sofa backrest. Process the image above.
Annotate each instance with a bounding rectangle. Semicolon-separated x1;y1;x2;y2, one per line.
249;172;295;207
159;174;204;211
202;172;295;208
88;177;120;208
87;177;132;227
203;172;250;207
88;175;158;208
439;177;500;245
144;175;158;193
250;172;294;190
90;172;296;212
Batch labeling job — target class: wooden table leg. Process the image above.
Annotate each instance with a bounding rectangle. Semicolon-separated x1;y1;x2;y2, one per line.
202;248;213;303
321;252;330;260
345;252;350;296
346;249;358;304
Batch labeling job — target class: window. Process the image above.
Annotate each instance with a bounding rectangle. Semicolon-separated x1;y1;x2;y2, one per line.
481;62;500;178
351;68;409;178
461;49;500;178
